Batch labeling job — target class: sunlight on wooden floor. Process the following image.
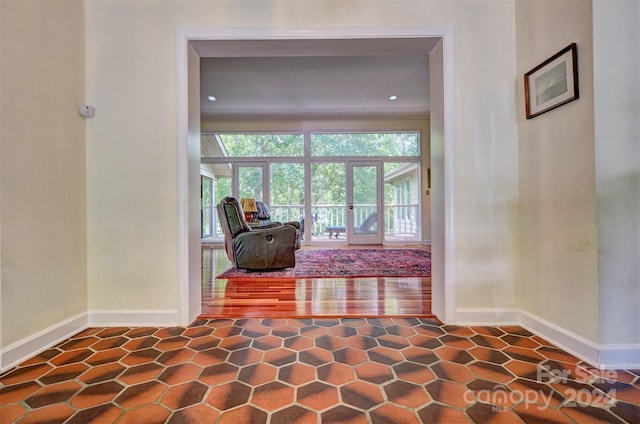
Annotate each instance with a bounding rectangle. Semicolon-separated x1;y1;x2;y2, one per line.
200;247;432;319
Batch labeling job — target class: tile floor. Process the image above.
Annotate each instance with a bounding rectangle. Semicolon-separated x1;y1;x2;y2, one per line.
1;318;638;423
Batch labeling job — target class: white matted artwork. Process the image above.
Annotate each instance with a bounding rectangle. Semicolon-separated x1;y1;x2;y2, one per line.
524;43;579;119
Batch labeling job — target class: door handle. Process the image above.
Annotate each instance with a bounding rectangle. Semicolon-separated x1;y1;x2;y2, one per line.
348;204;353;210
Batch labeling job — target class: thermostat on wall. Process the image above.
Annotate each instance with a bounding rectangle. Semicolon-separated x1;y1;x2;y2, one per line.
80;104;95;118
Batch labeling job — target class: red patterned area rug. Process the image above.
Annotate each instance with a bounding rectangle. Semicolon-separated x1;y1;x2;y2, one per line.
216;248;431;279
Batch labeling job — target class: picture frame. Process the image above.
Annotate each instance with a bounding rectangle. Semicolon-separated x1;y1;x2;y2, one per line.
524;43;579;119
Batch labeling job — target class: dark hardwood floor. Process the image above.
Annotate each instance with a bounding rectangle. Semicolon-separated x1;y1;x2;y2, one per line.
200;246;433;319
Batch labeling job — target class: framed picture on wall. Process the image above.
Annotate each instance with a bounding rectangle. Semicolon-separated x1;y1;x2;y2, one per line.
524;43;579;119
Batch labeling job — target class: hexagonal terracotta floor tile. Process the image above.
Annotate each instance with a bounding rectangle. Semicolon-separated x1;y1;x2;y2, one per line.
91;336;128;351
155;336;189;352
228;347;263;366
116;403;170;424
278;362;316;386
78;362;125;385
26;380;83;409
205;381;251;410
468;361;516;384
283;335;314;351
393;361;436;384
466;402;524;423
237;363;277;386
157;363;202;385
65;404;124;424
470;334;509;350
117;362;164;386
217;405;267;424
299;347;333;366
191;347;229;366
250;381;295;411
384;380;431;408
198;362;239;386
114;381;167;409
166;404;219;424
95;327;130;338
431;361;475;384
218;335;251;351
156;348;195;366
367;346;404;365
15;403;75;424
340;380;385;410
49;349;93;366
318;362;356;386
434;345;475;364
371;403;421;423
0;381;41;405
1;363;53;386
354;361;394;385
119;348;161;366
186;335;220;351
121;336;159;351
333;347;368;365
39;363;89;385
271;405;317;424
161;381;208;409
70;380;125;409
297;381;339;410
263;347;297;366
321;405;368;424
424;380;474;409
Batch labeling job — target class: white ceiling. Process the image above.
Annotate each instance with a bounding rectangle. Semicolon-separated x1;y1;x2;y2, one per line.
193;38;439;119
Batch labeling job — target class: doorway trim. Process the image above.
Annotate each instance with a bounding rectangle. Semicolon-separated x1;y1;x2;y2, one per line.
176;26;456;325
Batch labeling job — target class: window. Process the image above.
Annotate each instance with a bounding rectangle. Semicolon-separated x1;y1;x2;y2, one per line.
311;132;418;156
201;175;213;238
218;134;303;157
202;130;421;243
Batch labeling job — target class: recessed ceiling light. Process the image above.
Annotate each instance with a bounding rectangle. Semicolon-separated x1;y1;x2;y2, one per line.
389;95;398;101
208;96;217;102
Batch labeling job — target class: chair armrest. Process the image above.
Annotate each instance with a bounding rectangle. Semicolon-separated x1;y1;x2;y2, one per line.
284;221;301;230
248;221;282;229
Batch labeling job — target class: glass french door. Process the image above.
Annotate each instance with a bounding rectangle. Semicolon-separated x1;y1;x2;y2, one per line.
347;161;383;245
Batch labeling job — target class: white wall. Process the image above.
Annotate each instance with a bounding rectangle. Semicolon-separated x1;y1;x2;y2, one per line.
449;1;519;315
516;0;599;341
0;0;86;356
593;0;640;354
85;0;520;323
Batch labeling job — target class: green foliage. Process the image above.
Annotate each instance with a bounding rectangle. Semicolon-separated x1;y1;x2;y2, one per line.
214;176;231;204
311;163;345;205
219;134;303;157
271;163;304;205
311;132;418;156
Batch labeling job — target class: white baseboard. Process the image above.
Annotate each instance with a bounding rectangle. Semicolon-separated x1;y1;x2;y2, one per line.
598;344;640;370
1;312;88;373
518;309;601;367
456;307;640;370
455;307;520;326
1;309;181;373
88;309;180;327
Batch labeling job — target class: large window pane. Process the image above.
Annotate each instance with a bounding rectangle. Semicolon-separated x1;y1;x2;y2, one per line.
213;173;231;239
270;163;304;224
201;176;213;238
311;132;419;156
218;134;303;157
238;166;263;200
310;163;346;240
384;162;419;241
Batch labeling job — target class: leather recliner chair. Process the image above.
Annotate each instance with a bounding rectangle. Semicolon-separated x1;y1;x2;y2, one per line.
216;196;300;270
